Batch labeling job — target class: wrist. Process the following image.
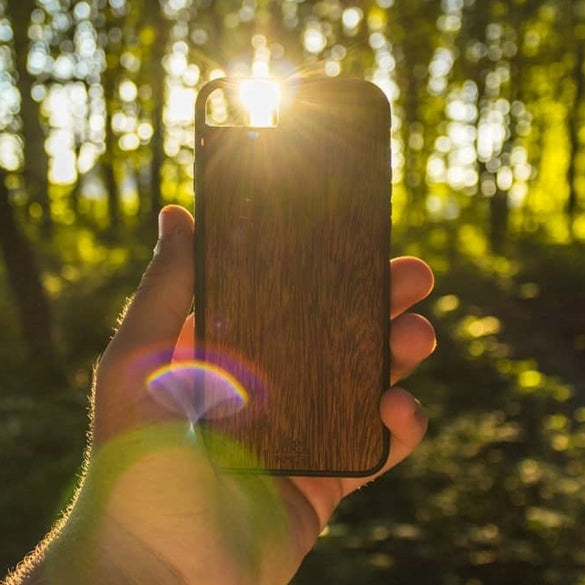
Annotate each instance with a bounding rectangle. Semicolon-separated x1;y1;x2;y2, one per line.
30;491;183;585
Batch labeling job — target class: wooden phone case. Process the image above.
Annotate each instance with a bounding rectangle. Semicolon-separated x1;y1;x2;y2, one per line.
194;78;391;475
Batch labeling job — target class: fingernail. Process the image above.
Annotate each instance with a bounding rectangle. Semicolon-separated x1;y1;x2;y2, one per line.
154;208;169;256
158;207;172;239
414;398;427;423
155;207;180;255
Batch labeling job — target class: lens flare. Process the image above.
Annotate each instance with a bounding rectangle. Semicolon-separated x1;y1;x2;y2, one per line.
147;359;249;427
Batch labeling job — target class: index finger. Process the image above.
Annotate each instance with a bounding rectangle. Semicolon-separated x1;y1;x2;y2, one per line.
390;257;434;319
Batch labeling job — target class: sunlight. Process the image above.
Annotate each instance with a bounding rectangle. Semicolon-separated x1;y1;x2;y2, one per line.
239;79;280;127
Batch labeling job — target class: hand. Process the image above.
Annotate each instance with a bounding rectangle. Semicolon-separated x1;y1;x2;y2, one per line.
19;205;435;585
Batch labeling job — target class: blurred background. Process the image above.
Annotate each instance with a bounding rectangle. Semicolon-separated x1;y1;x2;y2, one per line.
0;0;584;583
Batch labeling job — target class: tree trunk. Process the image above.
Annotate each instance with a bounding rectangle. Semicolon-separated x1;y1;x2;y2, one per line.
567;40;584;233
103;63;120;232
0;171;62;383
148;7;168;226
8;0;53;238
489;189;508;254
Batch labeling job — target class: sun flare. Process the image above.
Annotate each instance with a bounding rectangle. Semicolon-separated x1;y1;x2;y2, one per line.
239;79;281;128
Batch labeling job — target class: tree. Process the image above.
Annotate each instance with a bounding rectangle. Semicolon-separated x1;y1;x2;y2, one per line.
8;0;52;237
566;0;584;234
0;169;61;381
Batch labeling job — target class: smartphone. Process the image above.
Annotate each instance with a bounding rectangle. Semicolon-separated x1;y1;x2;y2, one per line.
194;77;391;476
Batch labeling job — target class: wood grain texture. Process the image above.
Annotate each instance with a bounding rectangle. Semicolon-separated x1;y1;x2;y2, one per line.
194;78;391;475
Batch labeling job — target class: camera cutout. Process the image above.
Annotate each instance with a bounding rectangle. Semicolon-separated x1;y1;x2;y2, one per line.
205;80;280;128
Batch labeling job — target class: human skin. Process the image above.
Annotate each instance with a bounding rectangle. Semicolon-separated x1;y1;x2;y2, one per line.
4;205;436;585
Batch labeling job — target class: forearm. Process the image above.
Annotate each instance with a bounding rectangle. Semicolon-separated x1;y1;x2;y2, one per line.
3;552;47;585
2;504;73;585
3;516;185;585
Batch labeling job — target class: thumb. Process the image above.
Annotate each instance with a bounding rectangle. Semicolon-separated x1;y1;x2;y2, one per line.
95;205;194;441
112;205;194;353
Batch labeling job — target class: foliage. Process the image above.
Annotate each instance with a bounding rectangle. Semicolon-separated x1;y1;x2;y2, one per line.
0;0;584;583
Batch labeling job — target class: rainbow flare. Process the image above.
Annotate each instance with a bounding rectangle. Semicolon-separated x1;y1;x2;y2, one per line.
147;359;250;426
